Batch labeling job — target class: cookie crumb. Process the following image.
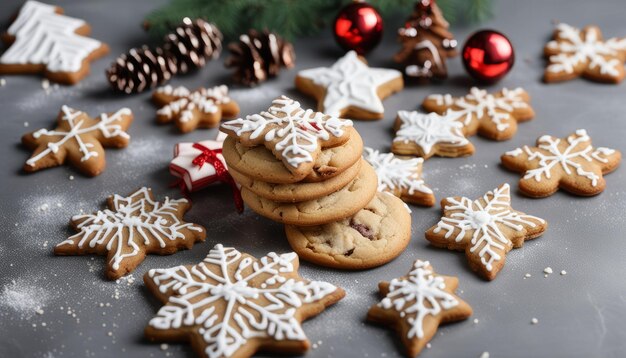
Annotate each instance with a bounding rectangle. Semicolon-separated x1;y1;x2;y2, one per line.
480;352;490;358
560;270;567;275
531;317;539;325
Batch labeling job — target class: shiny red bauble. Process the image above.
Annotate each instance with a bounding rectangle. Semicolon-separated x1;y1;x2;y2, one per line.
462;29;515;83
333;0;383;55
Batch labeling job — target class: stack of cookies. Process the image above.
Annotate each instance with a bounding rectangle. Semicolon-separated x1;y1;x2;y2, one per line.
221;96;411;269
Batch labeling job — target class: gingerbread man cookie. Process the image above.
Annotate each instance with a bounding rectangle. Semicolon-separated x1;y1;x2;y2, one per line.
54;187;206;280
152;85;239;133
144;244;345;358
22;105;133;176
367;259;472;357
296;51;403;120
501;129;621;197
425;184;547;280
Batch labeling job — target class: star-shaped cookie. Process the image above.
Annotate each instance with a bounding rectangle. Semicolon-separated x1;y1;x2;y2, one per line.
422;87;534;141
367;259;472;357
501;129;621;197
425;184;547;280
392;110;473;159
144;244;345;358
544;23;626;83
54;187;206;279
296;50;403;120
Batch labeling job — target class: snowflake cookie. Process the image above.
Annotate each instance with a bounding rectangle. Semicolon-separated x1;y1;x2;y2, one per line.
54;187;206;279
422;87;535;141
367;259;472;357
144;244;345;358
296;50;403;120
363;147;435;206
392;110;474;159
544;23;626;83
152;85;239;133
22;105;133;176
501;129;621;197
425;184;547;280
0;1;110;84
221;96;353;180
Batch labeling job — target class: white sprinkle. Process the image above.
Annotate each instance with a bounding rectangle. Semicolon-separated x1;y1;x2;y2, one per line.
524;273;531;279
531;318;539;324
69;175;75;181
39;203;49;212
24;122;29;127
41;322;47;327
480;352;490;358
560;270;567;275
544;267;553;275
160;344;169;351
107;332;113;337
35;307;44;315
473;318;479;324
41;79;50;90
0;78;6;86
426;343;432;349
56;203;62;208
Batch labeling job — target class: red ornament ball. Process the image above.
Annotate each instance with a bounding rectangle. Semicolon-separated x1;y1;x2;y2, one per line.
333;1;383;55
462;30;515;83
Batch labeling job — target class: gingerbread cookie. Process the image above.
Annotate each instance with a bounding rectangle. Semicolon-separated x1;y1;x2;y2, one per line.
501;129;621;197
144;244;345;358
296;51;403;120
367;259;472;357
55;187;206;280
422;87;534;141
222;126;363;184
544;23;626;84
22;105;133;176
152;84;239;133
230;159;361;203
392;110;473;159
425;184;547;280
221;96;353;180
363;147;435;206
0;1;109;84
285;192;411;270
241;161;378;226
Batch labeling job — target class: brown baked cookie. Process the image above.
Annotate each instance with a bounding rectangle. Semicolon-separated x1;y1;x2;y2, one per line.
501;129;621;197
221;96;353;180
422;87;534;141
425;184;547;280
392;110;474;159
363;147;435;206
241;161;378;226
285;192;411;270
152;85;239;133
222;126;363;184
295;50;403;120
367;259;472;358
144;244;345;358
230;159;361;203
22;105;133;177
0;1;109;84
544;23;626;84
54;187;206;280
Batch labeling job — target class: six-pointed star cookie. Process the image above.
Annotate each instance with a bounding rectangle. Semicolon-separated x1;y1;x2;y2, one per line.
144;244;345;358
544;23;626;83
363;147;435;206
22;105;133;176
221;96;353;180
423;87;535;141
392;110;474;159
152;85;240;133
425;184;547;280
54;187;206;279
501;129;621;197
367;259;472;357
296;50;403;120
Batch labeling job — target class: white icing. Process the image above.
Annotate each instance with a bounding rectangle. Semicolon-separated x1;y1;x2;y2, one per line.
26;105;131;167
156;85;231;123
297;51;402;116
170;132;227;192
221;96;352;168
433;184;545;271
1;1;103;73
146;244;339;358
55;187;203;272
379;260;459;339
428;87;528;132
546;23;626;77
393;110;469;156
363;147;433;195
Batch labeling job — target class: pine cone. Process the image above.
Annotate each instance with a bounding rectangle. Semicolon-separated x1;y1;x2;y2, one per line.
225;30;295;86
106;46;177;94
163;18;223;74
